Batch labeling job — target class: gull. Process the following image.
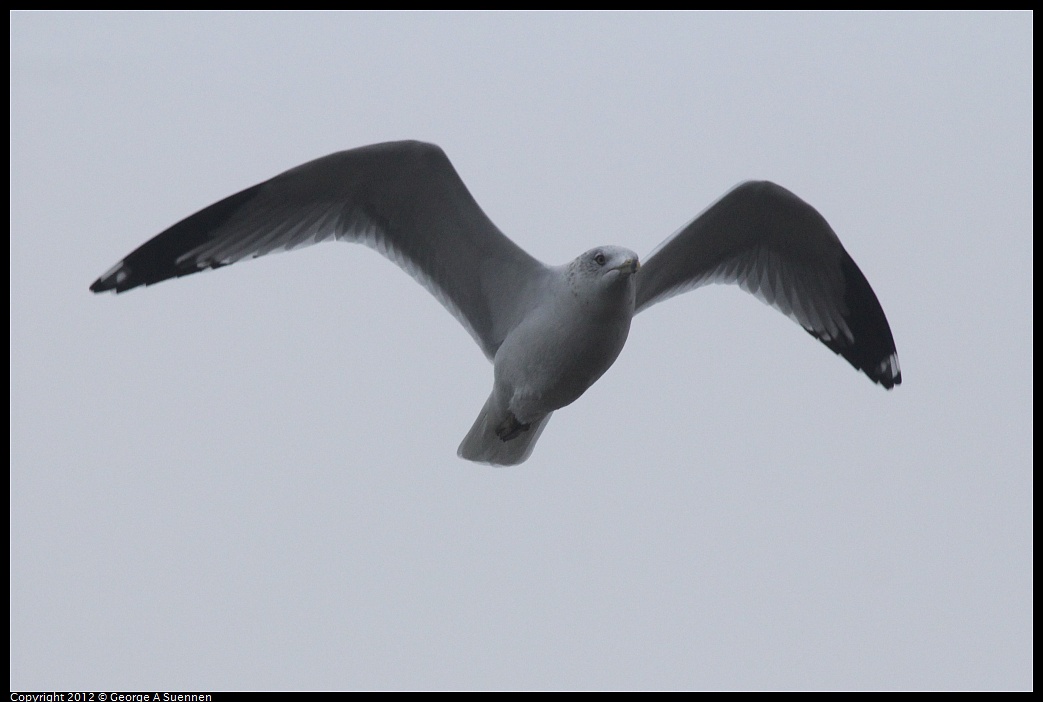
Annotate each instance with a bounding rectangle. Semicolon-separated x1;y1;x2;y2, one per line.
91;140;901;465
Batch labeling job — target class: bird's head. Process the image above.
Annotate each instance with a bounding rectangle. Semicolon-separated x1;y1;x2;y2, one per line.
566;246;640;312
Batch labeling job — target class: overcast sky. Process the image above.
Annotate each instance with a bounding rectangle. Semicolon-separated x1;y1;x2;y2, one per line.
10;11;1032;691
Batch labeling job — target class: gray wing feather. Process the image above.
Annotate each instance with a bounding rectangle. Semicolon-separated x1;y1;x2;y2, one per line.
635;181;901;388
90;141;552;359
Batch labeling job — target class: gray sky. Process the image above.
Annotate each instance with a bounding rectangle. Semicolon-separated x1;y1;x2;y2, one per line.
10;11;1032;690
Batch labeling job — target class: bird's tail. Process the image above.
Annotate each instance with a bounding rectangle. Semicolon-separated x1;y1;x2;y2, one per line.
457;393;552;466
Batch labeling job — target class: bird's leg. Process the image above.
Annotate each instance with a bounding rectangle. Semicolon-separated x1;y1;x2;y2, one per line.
495;411;531;442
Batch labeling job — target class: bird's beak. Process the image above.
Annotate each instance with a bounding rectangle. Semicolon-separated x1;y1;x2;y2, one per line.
615;258;640;275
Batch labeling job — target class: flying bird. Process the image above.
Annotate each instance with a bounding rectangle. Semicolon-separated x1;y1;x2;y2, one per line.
91;140;901;465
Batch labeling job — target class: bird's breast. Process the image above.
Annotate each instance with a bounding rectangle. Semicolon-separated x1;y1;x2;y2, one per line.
493;297;633;418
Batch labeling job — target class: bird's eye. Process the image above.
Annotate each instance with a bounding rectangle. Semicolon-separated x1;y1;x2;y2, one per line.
594;253;606;266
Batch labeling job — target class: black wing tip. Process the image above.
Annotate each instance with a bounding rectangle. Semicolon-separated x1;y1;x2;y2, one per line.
89;261;133;294
809;325;901;389
90;179;267;295
871;354;902;390
89;259;168;294
90;258;230;294
825;253;902;390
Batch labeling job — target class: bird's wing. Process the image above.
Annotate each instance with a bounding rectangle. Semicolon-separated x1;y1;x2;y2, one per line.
635;181;901;388
90;140;552;360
